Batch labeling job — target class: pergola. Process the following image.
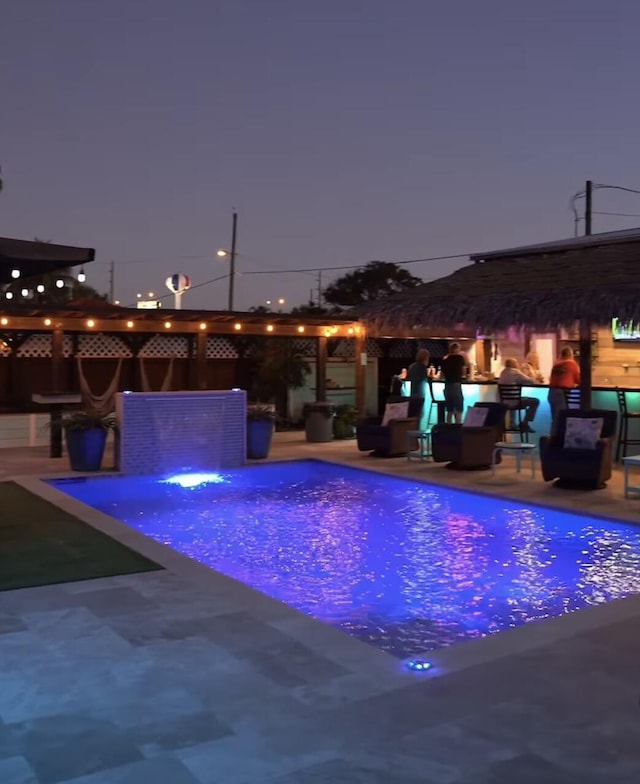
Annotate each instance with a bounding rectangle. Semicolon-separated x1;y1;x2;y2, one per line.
0;303;367;411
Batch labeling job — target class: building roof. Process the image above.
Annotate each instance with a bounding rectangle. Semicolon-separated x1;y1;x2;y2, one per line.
470;227;640;262
0;237;95;285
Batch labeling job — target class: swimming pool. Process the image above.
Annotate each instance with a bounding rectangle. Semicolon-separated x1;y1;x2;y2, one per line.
50;460;640;659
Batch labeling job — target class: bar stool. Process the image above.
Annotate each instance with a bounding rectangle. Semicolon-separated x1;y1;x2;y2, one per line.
615;388;640;462
426;379;447;426
564;388;581;409
498;384;528;442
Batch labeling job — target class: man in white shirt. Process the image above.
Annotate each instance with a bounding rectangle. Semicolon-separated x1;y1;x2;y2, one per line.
498;357;540;432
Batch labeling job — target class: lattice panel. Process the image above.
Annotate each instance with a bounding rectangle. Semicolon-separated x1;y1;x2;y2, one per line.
78;334;133;358
332;339;354;358
139;335;189;358
293;338;316;356
366;338;383;358
16;334;51;358
207;337;238;359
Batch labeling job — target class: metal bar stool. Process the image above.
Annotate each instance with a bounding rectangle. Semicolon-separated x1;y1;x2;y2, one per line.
564;388;581;410
498;384;528;442
426;379;447;426
615;387;640;462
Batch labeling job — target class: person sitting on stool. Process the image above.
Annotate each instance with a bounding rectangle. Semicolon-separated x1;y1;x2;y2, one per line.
498;357;541;432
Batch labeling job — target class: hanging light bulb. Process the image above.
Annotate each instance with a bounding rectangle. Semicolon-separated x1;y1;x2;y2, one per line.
77;267;86;283
36;284;45;294
10;269;20;279
21;288;29;297
55;279;64;289
5;292;13;300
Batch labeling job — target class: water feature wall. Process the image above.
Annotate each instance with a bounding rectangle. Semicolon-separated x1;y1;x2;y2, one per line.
116;390;246;475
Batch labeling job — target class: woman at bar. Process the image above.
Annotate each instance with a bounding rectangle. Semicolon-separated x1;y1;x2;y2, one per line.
521;351;545;384
407;349;430;399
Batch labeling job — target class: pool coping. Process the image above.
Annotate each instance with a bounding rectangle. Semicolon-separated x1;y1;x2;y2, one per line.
12;468;640;684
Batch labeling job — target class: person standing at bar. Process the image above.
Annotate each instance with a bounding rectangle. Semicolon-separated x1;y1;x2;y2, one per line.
548;346;581;433
407;349;430;399
441;342;468;424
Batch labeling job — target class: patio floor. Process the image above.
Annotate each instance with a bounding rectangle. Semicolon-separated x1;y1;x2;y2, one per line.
1;436;640;783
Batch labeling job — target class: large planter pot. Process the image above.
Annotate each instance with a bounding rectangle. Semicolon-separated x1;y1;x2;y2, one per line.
247;419;275;459
65;428;108;472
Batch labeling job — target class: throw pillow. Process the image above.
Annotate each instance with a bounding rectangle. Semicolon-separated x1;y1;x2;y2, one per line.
381;401;410;426
563;417;603;449
462;407;489;428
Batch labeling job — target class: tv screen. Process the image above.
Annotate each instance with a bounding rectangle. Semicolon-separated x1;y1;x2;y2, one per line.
612;318;640;341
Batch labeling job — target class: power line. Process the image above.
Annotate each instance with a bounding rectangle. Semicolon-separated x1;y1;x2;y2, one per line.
593;210;640;218
239;252;471;276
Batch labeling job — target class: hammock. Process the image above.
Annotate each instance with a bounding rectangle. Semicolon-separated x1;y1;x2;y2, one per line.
139;356;174;392
76;357;122;416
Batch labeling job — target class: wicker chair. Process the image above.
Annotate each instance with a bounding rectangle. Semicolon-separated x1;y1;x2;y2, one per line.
539;409;618;489
431;402;507;470
356;396;424;457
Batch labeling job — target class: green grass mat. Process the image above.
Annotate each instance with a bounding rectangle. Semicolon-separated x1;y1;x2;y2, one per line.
0;482;162;591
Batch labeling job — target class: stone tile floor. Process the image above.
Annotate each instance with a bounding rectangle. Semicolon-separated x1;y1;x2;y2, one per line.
1;435;640;782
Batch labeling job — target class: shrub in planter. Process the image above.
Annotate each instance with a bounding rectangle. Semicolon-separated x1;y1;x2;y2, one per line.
247;405;276;459
56;412;117;472
333;404;358;439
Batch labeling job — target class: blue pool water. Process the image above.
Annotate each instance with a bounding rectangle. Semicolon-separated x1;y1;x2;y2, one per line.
50;461;640;658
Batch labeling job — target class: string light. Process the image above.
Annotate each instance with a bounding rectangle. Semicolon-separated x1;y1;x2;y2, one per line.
297;326;305;333
4;292;13;300
199;322;207;330
20;288;29;298
36;284;45;294
234;323;242;330
266;324;274;332
11;269;20;279
77;267;86;283
86;319;95;328
55;279;64;289
164;321;172;328
0;318;8;325
44;319;52;326
126;320;134;328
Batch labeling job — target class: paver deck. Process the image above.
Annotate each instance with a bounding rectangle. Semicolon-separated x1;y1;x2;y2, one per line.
1;435;640;783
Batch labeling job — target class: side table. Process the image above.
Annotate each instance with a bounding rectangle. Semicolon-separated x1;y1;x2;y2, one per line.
492;441;537;478
407;430;431;461
623;455;640;498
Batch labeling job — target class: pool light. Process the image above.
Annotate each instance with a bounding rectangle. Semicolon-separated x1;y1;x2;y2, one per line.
406;659;433;672
161;472;227;489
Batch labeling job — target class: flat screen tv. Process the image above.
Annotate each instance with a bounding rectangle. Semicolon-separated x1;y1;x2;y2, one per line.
612;318;640;341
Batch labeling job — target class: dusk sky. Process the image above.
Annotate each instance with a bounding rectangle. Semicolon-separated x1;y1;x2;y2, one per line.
3;0;640;310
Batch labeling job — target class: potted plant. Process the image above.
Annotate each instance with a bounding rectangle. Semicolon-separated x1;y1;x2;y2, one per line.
247;405;276;459
56;411;117;471
333;404;358;439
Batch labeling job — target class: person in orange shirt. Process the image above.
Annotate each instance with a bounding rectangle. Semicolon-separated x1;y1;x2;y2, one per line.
548;346;581;433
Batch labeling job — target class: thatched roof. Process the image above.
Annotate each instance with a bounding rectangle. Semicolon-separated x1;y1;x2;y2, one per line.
356;234;640;333
0;237;95;285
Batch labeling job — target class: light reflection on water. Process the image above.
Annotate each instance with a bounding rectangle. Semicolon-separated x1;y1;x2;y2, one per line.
50;462;640;658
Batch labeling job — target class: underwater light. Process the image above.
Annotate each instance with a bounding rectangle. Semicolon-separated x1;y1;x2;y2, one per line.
407;660;432;672
161;472;227;489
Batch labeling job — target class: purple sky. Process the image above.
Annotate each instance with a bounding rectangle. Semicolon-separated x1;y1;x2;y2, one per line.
3;0;640;310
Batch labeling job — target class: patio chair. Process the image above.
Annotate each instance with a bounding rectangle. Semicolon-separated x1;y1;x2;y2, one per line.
430;402;507;470
539;408;618;489
356;396;424;457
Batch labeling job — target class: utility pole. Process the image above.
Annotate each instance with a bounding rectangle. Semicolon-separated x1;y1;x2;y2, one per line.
317;270;322;308
227;211;238;312
109;260;115;303
585;179;593;236
580;179;594;408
